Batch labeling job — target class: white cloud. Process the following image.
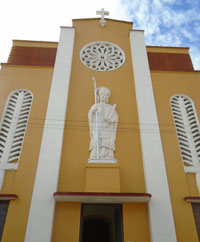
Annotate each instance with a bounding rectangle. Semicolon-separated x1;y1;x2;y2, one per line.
190;46;200;70
182;28;196;42
194;23;200;36
118;0;200;69
162;0;178;3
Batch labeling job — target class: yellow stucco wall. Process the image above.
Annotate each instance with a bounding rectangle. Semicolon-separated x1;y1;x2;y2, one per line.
52;18;150;242
0;64;53;241
147;46;190;54
151;71;200;242
12;39;58;48
123;203;151;242
85;163;121;192
58;19;146;194
51;202;81;242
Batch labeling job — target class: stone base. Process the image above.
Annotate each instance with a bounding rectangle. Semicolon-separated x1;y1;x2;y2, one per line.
85;163;120;192
88;158;117;163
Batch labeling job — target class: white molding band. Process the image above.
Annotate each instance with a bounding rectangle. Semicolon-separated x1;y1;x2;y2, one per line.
184;197;200;203
130;30;177;242
54;192;151;203
24;27;75;242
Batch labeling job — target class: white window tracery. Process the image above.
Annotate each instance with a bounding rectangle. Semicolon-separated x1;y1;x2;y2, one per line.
80;41;125;71
0;89;33;166
171;95;200;191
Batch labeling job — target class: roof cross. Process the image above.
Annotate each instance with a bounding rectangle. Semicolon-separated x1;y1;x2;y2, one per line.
96;8;109;27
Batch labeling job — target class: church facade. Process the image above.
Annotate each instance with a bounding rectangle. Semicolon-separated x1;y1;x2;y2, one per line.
0;16;200;242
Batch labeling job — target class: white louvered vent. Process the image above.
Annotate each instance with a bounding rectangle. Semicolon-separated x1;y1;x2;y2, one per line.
171;95;200;168
0;90;33;165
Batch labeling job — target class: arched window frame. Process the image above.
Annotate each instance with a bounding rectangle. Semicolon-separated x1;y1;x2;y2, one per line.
170;94;200;174
0;89;33;168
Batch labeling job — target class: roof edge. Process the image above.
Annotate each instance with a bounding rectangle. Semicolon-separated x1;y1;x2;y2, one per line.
72;17;133;25
12;40;58;48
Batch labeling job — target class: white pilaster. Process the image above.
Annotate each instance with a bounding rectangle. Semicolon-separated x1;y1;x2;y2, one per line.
24;27;75;242
130;30;177;242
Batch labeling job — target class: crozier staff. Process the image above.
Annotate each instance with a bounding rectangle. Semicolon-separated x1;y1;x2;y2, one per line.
92;77;99;158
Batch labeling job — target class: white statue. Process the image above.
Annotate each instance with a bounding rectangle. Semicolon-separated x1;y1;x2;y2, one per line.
88;84;118;163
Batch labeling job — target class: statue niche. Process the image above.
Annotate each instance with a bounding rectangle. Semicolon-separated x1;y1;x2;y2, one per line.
88;86;118;163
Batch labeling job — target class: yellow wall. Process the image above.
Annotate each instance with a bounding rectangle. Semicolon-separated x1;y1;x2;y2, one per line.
58;19;146;194
123;203;151;242
12;39;58;48
151;71;200;242
51;202;81;242
85;163;121;192
53;18;150;242
147;46;189;54
0;64;53;241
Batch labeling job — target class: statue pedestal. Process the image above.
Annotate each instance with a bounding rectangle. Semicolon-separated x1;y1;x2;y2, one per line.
85;163;121;193
88;158;117;163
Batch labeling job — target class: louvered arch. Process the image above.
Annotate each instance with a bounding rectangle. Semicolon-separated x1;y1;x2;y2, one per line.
171;95;200;168
0;89;33;164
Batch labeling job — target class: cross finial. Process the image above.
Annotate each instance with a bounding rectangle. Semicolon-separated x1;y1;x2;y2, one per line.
96;8;109;27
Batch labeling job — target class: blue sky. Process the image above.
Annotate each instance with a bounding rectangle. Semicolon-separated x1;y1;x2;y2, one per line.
119;0;200;69
0;0;199;69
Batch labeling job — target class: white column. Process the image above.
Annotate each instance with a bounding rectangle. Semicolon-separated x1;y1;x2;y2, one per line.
130;30;177;242
24;27;75;242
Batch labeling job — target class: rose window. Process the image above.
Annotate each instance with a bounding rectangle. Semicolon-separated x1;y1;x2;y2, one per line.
80;41;125;71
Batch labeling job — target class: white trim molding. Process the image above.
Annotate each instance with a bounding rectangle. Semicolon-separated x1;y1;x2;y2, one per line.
130;30;177;242
54;192;151;203
24;27;75;242
184;197;200;203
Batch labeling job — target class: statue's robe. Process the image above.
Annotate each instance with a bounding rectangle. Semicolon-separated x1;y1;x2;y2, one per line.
88;103;118;154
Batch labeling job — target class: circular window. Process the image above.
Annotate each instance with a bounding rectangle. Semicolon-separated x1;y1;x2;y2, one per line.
80;41;125;71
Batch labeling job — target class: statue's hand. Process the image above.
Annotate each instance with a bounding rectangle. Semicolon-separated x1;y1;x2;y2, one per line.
91;104;98;113
104;118;111;127
104;118;109;122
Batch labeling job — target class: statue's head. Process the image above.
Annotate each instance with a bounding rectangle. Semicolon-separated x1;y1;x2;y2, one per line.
97;87;111;103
